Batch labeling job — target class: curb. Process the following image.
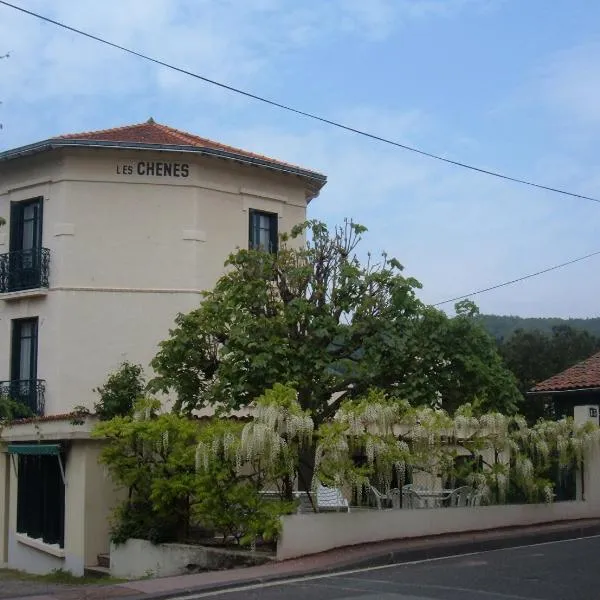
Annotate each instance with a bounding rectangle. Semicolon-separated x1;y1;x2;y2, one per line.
128;519;600;600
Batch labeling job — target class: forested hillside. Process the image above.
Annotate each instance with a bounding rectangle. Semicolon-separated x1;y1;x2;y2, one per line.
478;315;600;340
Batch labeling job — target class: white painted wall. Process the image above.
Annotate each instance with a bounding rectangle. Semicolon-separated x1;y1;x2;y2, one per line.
0;147;310;413
277;500;599;561
109;538;269;579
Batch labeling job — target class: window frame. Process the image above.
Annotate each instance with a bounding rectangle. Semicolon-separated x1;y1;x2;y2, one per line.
9;197;43;253
11;317;39;383
248;209;278;253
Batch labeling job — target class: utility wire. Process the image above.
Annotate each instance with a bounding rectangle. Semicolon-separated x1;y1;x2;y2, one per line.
433;249;600;306
2;0;600;204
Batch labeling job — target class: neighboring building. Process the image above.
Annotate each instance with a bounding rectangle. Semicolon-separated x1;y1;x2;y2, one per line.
529;351;600;420
0;120;326;574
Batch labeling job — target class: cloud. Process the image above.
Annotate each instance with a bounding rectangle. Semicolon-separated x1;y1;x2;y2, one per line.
334;0;500;40
538;42;600;125
498;41;600;134
0;0;493;136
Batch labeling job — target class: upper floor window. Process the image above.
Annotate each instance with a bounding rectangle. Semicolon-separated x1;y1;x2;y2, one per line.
10;197;43;254
0;197;49;294
249;209;278;253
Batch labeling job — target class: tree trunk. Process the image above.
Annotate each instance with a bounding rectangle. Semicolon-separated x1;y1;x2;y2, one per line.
297;444;318;512
298;444;316;491
282;474;294;502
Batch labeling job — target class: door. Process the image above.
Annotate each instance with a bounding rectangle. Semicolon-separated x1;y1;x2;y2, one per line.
10;318;39;411
9;198;43;291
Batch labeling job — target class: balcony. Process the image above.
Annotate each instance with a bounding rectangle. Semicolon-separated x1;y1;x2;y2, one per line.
0;379;46;417
0;248;50;298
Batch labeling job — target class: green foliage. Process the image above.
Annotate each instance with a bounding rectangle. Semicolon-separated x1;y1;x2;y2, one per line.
478;315;600;340
93;399;200;544
95;395;295;547
194;420;295;545
94;362;145;420
150;220;519;420
316;390;411;495
109;498;175;546
70;405;91;426
391;305;522;415
313;391;598;505
196;384;312;514
0;395;33;421
150;220;424;421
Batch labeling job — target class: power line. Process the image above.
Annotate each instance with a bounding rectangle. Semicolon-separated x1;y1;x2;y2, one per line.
433;249;600;307
2;1;600;205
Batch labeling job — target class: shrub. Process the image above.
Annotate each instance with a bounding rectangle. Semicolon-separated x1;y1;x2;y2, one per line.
94;362;145;420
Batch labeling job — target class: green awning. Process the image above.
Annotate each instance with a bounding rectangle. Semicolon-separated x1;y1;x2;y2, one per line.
6;444;60;456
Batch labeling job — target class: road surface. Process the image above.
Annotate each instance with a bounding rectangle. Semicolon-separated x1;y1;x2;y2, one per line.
176;534;600;600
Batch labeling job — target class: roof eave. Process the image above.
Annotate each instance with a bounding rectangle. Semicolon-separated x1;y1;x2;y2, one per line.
0;139;327;201
528;386;600;395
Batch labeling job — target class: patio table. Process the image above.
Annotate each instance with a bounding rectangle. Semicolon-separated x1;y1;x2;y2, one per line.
407;489;454;508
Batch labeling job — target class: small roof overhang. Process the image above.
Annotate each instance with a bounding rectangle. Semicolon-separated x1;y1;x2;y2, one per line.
6;443;61;456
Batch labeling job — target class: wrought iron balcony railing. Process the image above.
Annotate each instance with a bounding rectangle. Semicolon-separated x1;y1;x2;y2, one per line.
0;248;50;293
0;379;46;417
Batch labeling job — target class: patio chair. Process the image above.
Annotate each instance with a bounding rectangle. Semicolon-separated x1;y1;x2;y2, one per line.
369;485;390;510
447;486;472;507
469;488;485;506
389;488;402;509
316;484;350;512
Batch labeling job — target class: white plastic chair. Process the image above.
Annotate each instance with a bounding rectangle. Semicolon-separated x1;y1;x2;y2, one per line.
369;485;389;510
469;488;485;506
317;484;350;512
447;486;472;507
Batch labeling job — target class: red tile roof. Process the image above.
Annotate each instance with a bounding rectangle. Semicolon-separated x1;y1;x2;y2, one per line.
57;119;321;177
530;351;600;393
1;120;326;199
7;412;91;426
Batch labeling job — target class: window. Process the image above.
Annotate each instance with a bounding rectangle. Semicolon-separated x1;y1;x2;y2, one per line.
249;209;278;253
10;318;39;412
10;198;43;253
11;318;38;383
6;197;45;291
17;453;65;547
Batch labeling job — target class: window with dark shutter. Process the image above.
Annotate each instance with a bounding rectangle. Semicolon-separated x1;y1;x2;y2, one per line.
249;209;278;253
16;452;65;547
7;197;44;292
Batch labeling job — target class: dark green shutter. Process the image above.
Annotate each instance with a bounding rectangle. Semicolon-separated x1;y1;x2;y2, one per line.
269;213;278;253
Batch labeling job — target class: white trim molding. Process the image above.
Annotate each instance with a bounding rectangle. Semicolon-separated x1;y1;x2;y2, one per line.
51;286;204;294
15;533;65;558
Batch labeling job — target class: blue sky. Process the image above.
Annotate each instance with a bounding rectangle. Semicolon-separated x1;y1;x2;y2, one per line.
1;0;599;318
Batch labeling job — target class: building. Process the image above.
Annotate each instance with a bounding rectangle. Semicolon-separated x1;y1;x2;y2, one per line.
529;351;600;420
0;119;326;574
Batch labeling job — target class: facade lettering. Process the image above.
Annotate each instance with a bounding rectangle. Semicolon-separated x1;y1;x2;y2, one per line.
117;161;190;178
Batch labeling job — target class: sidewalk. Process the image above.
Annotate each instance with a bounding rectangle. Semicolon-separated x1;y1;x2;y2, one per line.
10;518;600;600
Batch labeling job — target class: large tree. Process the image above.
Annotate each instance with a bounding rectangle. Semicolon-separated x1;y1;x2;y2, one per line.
150;220;520;422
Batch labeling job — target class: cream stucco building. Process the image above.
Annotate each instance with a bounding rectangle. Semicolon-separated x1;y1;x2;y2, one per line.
0;120;326;574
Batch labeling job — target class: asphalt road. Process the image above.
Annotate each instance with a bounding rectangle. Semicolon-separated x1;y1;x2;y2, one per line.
182;534;600;600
